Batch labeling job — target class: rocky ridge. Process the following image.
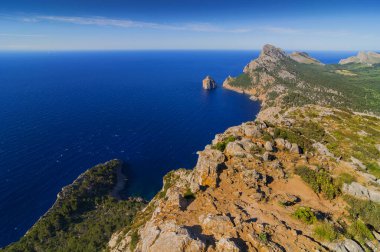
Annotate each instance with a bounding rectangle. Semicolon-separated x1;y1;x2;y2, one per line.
108;45;380;252
339;51;380;65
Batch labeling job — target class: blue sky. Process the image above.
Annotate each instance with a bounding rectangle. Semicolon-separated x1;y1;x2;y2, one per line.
0;0;379;50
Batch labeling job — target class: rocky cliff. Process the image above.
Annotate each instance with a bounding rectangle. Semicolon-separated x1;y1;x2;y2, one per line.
108;46;380;252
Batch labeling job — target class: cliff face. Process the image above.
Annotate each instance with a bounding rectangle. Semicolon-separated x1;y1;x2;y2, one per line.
109;46;380;251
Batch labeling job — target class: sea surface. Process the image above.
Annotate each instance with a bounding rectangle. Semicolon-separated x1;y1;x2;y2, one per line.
0;50;354;246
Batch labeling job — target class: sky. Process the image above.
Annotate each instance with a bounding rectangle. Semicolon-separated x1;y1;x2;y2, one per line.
0;0;379;51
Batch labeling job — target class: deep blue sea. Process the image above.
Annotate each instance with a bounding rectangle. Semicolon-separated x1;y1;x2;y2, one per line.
0;50;354;246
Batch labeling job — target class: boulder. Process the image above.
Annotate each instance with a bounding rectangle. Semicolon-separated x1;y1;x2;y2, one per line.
202;76;217;90
284;140;292;150
199;214;236;240
263;151;276;162
225;142;246;157
242;125;262;138
343;182;380;203
264;141;274;151
274;138;286;149
241;169;266;188
290;143;301;154
329;239;364;252
140;221;207;252
215;238;241;252
239;139;256;152
192;149;225;189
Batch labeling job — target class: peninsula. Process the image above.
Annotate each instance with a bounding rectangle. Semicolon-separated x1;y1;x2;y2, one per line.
4;45;380;252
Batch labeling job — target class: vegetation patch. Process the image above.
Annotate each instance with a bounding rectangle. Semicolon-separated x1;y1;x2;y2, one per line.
346;220;374;245
314;222;339;242
211;136;237;152
4;160;146;252
293;206;317;224
295;166;340;200
344;195;380;230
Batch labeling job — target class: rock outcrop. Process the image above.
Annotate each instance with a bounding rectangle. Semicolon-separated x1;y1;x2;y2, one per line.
107;45;380;252
339;51;380;65
289;51;324;65
202;76;217;90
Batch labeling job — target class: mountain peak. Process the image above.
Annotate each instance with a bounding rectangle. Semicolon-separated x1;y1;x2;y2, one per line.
260;44;287;60
339;51;380;65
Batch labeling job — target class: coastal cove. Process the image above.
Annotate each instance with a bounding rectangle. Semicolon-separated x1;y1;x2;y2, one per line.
0;50;356;247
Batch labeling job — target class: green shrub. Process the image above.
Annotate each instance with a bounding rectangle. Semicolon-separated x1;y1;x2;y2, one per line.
293;206;317;224
347;220;374;244
295;166;339;200
336;173;356;188
344;195;380;230
211;136;236;152
130;230;140;251
314;222;339;242
183;188;195;200
258;232;269;244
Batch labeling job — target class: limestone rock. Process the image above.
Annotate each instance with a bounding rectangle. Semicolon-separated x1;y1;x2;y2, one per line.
330;239;364;252
339;51;380;65
192;149;225;189
140;221;207;252
343;182;380;203
215;238;241;252
199;214;236;240
274;138;286;149
202;76;217;90
290;143;301;154
264;141;274;151
225;142;246;157
242;124;262;138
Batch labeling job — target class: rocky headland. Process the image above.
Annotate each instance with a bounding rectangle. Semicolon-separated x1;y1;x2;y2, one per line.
5;45;380;252
108;45;380;252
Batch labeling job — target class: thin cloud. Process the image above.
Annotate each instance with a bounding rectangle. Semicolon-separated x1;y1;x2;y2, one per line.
262;26;300;34
22;15;251;33
0;33;46;37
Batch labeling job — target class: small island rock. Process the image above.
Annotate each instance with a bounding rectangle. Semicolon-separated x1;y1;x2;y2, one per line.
202;76;217;90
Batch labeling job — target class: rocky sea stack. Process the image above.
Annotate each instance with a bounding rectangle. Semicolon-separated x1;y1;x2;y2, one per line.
202;76;217;90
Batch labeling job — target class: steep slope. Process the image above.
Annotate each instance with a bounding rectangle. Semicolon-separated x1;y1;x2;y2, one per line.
109;46;380;252
3;160;146;252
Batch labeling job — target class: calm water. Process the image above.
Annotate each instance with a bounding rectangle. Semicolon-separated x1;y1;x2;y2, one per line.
0;50;353;246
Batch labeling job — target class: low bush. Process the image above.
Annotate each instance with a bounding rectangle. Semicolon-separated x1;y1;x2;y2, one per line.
314;222;339;242
212;136;237;152
295;166;339;200
293;206;317;224
344;195;380;230
347;220;374;244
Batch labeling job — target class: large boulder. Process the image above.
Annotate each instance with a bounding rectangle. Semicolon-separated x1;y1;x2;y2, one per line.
290;143;301;154
140;221;207;252
225;142;246;157
329;239;364;252
192;149;225;189
199;214;236;240
343;182;380;203
215;238;241;252
202;76;217;90
264;141;274;151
